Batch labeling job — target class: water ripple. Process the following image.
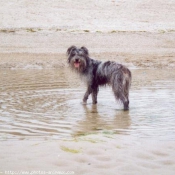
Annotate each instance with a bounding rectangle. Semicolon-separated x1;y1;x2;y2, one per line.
0;69;175;141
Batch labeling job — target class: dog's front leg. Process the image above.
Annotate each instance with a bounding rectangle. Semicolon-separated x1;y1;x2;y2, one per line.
92;87;99;104
83;86;92;104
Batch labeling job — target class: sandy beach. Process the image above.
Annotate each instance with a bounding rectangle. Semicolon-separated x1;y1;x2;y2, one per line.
1;135;175;175
0;31;175;69
1;0;175;175
0;0;175;69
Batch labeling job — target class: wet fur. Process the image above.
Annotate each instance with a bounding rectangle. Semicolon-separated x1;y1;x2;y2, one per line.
67;46;132;110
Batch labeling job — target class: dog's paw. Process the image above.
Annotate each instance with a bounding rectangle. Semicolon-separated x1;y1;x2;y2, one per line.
81;101;87;105
92;101;97;104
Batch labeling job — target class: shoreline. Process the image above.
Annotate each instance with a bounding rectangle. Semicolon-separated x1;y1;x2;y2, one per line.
0;31;175;69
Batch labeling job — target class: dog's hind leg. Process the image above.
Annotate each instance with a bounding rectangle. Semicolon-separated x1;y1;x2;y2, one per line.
114;89;129;110
123;96;129;111
112;72;130;110
123;70;131;110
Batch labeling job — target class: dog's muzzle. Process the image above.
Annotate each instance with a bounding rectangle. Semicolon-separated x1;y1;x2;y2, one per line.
74;58;80;68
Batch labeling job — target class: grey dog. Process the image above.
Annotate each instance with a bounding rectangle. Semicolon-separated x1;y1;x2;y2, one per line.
67;46;132;110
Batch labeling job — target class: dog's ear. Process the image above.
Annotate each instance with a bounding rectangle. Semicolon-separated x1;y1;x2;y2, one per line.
67;46;77;56
81;46;89;56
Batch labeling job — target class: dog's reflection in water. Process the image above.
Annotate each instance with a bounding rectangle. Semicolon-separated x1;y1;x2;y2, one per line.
73;104;131;136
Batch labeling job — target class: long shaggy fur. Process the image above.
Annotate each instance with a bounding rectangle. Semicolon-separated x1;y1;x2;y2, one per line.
67;46;132;110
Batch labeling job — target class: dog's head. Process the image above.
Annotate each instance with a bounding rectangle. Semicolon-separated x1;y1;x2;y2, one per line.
67;46;89;72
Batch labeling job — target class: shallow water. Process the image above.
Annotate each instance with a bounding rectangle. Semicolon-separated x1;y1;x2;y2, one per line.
0;68;175;141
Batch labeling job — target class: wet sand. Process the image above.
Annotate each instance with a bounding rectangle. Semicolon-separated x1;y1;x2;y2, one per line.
0;31;175;69
1;136;175;175
1;0;175;175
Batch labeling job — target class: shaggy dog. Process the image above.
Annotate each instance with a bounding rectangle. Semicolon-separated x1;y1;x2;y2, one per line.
67;46;132;110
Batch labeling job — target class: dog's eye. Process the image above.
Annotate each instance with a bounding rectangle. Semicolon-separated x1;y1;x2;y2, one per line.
71;53;75;57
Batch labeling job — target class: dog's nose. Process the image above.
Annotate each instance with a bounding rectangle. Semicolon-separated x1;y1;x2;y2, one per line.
75;58;79;62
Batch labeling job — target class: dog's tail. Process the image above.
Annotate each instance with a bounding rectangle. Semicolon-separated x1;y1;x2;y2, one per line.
112;67;131;109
